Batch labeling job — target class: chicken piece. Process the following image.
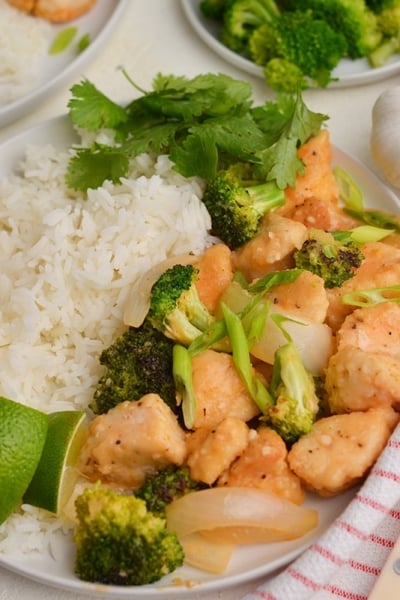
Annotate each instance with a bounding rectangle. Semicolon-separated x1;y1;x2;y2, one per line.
288;407;399;496
280;130;340;218
325;346;400;414
194;243;234;314
7;0;97;22
218;427;305;505
264;270;329;324
232;213;308;282
335;302;400;358
190;349;261;430
326;241;400;331
186;417;250;485
290;195;359;231
6;0;34;10
78;394;187;489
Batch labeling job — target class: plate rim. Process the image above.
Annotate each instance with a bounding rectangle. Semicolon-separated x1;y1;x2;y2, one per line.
0;0;130;127
180;0;400;89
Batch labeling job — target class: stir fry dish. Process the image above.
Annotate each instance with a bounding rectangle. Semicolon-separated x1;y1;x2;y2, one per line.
1;72;400;587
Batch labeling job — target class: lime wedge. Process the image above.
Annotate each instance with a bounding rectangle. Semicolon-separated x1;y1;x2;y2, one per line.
0;396;48;524
24;410;87;516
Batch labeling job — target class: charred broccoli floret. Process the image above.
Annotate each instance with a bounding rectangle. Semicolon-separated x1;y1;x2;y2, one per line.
74;485;184;586
293;229;364;289
147;264;214;345
91;319;176;415
201;168;285;249
135;465;206;515
266;341;320;444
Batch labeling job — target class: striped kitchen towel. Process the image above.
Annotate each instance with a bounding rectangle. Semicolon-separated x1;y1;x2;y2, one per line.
243;423;400;600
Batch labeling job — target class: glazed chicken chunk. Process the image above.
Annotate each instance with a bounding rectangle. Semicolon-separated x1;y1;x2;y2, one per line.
78;394;187;489
326;302;400;413
190;349;261;429
6;0;97;22
288;407;399;496
218;426;305;505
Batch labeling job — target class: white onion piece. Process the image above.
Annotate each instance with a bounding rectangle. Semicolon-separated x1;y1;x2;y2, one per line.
166;487;318;545
179;532;235;573
250;309;334;376
123;254;198;327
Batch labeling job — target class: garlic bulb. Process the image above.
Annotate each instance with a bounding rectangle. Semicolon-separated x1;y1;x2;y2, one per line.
371;86;400;188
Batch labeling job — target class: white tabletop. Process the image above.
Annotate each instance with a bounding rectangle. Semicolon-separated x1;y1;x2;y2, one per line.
1;1;400;598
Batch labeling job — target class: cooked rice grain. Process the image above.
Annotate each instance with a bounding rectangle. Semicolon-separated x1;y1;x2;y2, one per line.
0;145;213;555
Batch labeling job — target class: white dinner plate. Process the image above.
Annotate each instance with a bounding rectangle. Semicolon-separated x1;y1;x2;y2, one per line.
0;115;399;598
0;0;129;127
181;0;400;89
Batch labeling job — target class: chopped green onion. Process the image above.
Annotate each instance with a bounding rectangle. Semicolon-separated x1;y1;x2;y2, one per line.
77;33;91;53
334;166;364;211
343;285;400;307
49;27;78;55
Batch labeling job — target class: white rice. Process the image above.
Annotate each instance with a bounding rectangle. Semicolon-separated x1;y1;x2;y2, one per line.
0;0;52;105
0;140;214;555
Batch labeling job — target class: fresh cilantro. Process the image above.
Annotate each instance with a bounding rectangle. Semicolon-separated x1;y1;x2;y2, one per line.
66;144;129;190
66;72;328;192
68;80;127;131
253;92;328;188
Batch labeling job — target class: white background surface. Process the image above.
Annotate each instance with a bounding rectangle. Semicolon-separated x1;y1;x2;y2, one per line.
1;1;400;598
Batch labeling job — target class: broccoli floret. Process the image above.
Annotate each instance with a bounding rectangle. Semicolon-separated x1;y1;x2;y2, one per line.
266;341;320;444
366;0;400;14
200;0;229;19
293;229;364;289
135;465;206;515
148;264;214;345
263;58;308;94
369;4;400;66
249;10;347;91
283;0;382;59
91;319;176;415
201;169;285;249
220;0;280;52
74;485;184;586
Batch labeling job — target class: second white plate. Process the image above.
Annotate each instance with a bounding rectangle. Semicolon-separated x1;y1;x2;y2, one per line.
181;0;400;88
0;0;129;127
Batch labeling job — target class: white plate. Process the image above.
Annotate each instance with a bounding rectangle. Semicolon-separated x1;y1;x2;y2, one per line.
0;115;399;598
0;0;129;127
181;0;400;88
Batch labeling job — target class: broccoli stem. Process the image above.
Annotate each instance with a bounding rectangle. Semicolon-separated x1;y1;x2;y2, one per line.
221;302;273;413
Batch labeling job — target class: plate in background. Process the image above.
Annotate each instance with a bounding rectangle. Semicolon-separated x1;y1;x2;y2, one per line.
181;0;400;88
0;0;129;127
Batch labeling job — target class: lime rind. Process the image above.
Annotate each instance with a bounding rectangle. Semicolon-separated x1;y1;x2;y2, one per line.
0;396;48;525
24;410;87;515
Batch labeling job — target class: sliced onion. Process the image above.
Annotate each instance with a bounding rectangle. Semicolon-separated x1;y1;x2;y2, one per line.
250;309;334;376
179;532;235;573
166;487;318;546
123;254;198;327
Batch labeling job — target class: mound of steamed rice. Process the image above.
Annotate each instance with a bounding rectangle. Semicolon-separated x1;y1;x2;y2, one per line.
0;0;51;105
0;138;214;555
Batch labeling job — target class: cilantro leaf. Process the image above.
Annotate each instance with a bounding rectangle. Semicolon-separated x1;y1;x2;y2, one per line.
65;73;327;193
68;80;127;131
254;91;328;188
66;144;130;191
